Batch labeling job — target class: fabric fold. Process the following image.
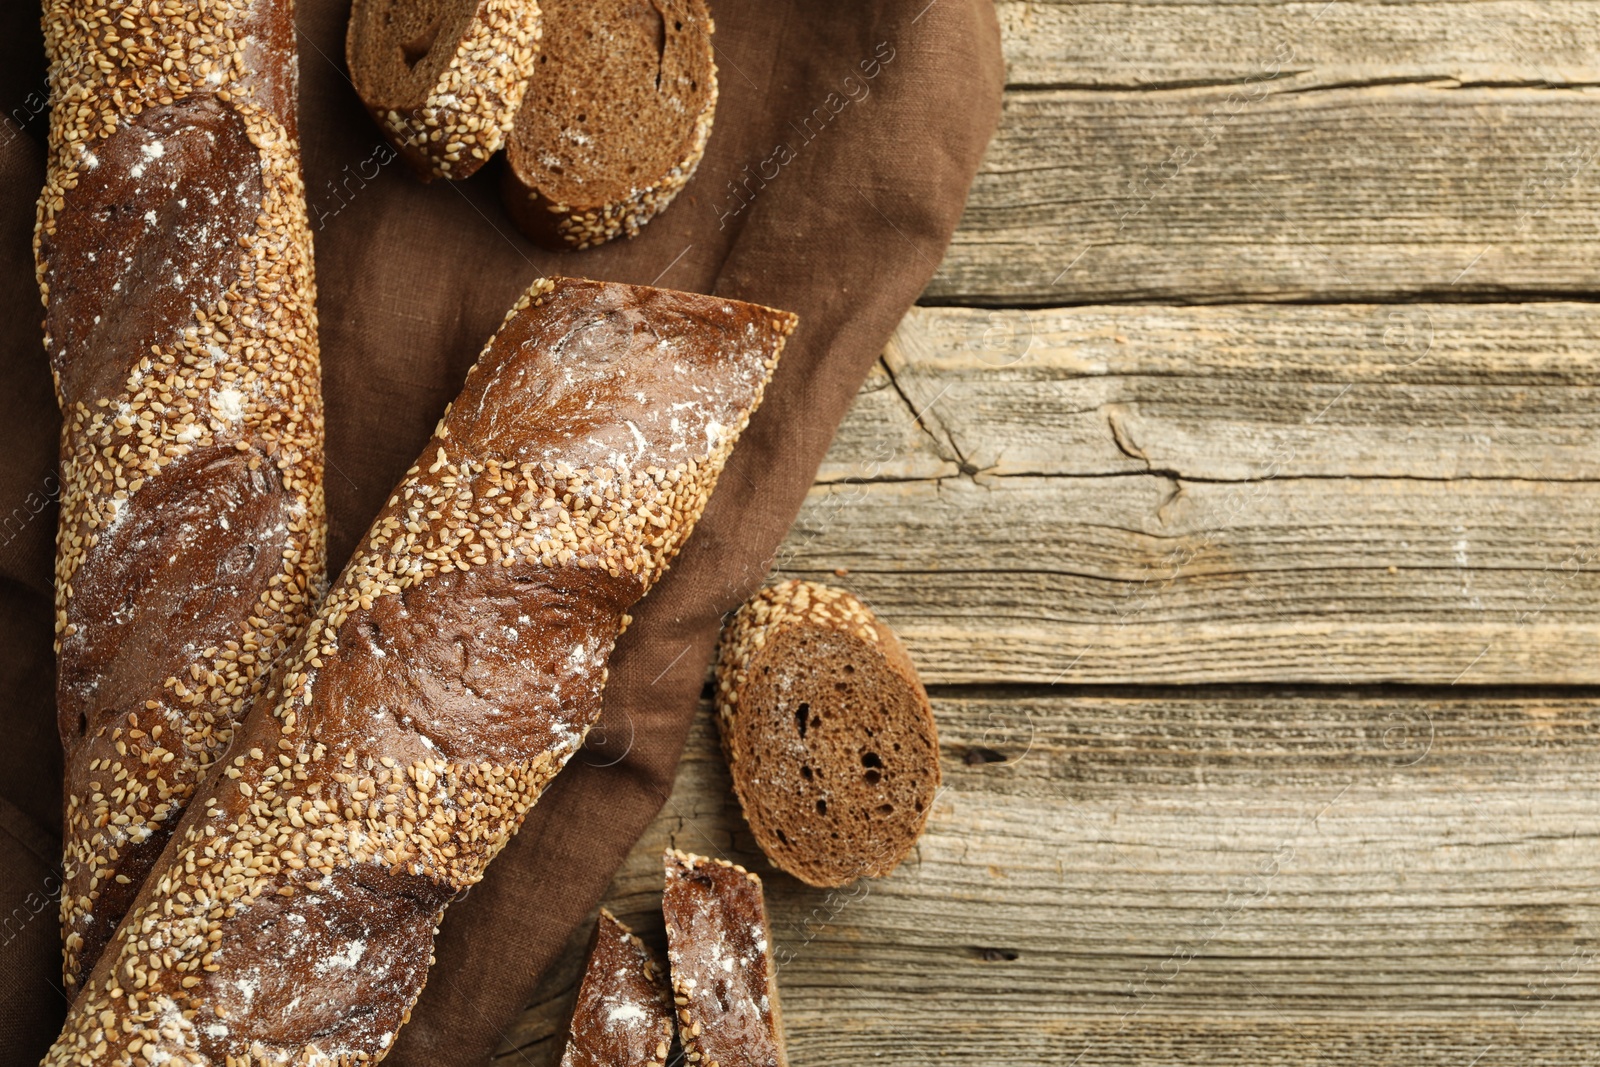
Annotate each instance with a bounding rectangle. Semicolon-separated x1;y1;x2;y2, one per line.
0;1;1002;1063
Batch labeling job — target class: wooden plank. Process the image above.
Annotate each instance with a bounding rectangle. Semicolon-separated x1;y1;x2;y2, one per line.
868;302;1600;482
927;85;1600;303
792;306;1600;685
501;690;1600;1065
998;1;1600;90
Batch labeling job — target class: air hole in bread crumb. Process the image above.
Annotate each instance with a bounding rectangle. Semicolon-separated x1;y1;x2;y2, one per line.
800;765;813;780
864;770;882;786
794;702;810;737
77;712;88;736
775;828;789;845
815;799;827;814
861;752;883;769
878;803;894;815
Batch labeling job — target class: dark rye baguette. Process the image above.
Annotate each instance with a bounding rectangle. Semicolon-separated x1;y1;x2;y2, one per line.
346;0;542;181
560;909;674;1067
35;0;326;990
715;581;939;888
501;0;716;250
662;849;787;1067
44;277;795;1067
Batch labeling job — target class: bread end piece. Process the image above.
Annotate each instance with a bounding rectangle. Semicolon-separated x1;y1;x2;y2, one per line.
662;849;788;1067
347;0;542;181
501;0;716;250
560;908;674;1067
716;580;940;888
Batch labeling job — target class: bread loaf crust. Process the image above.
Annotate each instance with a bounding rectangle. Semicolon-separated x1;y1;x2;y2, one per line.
559;909;673;1067
501;0;716;250
346;0;542;181
662;849;788;1067
36;0;325;989
44;277;794;1066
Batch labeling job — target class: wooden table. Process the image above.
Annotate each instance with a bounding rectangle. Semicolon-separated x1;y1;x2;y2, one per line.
501;4;1600;1063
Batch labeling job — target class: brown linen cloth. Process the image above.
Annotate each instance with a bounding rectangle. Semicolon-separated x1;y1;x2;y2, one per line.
0;0;1002;1063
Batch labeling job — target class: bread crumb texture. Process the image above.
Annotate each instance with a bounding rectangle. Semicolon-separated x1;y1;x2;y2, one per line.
348;0;542;180
715;581;940;888
503;0;716;248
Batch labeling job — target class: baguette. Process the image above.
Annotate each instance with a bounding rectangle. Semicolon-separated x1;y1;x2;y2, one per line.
501;0;716;249
715;581;939;887
45;277;794;1066
559;909;673;1067
662;849;788;1067
35;0;325;990
346;0;542;181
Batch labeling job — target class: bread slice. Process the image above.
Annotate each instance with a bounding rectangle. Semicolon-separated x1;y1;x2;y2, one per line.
346;0;541;181
560;909;674;1067
501;0;716;249
716;580;940;888
662;850;787;1067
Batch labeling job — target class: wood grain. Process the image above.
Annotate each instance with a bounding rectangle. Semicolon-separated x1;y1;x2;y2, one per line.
501;689;1600;1065
787;306;1600;686
859;302;1600;482
927;85;1600;303
998;1;1600;90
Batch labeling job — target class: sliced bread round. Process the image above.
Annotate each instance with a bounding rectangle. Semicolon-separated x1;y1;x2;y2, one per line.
715;581;940;888
346;0;541;181
500;0;716;249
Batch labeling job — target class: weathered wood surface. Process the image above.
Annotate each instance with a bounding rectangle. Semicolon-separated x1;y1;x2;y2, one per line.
997;1;1600;90
937;0;1600;307
929;84;1600;304
782;305;1600;685
501;690;1600;1064
934;2;1600;304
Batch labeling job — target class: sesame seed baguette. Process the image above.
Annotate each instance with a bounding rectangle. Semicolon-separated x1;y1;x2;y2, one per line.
346;0;542;181
662;849;789;1067
45;277;796;1067
560;909;674;1067
500;0;716;250
35;0;326;992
